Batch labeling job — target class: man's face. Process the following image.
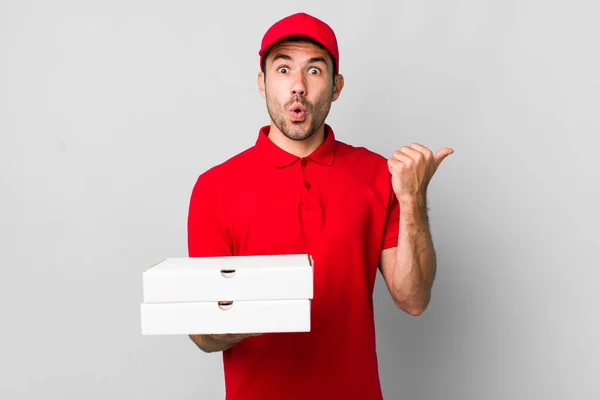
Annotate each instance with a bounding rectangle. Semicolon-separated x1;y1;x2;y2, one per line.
258;41;343;141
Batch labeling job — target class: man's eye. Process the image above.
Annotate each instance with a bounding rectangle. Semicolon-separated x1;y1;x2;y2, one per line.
308;68;320;75
278;67;289;73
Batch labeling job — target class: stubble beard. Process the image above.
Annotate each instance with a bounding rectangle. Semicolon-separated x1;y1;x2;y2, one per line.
265;89;333;142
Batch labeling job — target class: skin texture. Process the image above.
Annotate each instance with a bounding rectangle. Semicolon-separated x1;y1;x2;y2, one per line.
256;40;345;158
263;45;335;142
379;144;454;315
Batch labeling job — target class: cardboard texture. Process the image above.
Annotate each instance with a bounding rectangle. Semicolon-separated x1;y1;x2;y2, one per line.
141;299;311;335
140;254;313;335
143;254;313;303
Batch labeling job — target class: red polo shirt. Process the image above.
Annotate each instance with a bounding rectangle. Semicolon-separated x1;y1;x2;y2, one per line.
187;124;400;400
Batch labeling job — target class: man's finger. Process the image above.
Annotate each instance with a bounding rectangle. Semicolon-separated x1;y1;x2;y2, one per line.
395;146;422;163
390;151;413;167
433;148;454;169
408;143;433;160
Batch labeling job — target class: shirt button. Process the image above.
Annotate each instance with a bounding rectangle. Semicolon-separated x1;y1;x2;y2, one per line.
301;159;307;167
304;181;311;190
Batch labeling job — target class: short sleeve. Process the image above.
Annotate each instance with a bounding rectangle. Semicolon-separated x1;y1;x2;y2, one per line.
381;185;400;250
187;172;234;257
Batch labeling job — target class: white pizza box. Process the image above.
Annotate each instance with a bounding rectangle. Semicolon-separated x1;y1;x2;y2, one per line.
142;254;313;304
140;299;311;335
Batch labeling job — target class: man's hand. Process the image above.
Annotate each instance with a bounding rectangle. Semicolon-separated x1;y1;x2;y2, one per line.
387;143;454;201
208;333;262;343
190;333;262;353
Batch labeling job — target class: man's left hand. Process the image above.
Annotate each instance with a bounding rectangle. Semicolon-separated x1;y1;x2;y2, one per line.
387;143;454;202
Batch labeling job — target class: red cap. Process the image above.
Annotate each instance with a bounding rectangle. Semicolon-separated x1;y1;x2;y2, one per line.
259;12;339;73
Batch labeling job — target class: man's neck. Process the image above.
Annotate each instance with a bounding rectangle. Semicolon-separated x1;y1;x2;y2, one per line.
267;123;326;158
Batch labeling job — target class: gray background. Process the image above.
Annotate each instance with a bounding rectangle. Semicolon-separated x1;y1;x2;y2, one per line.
1;0;599;399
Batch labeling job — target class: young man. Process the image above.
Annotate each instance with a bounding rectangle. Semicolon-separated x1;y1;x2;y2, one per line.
187;12;453;400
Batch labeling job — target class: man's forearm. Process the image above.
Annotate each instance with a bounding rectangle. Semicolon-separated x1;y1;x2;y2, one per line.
392;195;437;315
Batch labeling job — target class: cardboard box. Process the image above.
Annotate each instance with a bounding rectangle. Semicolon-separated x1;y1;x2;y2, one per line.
142;254;313;303
140;254;313;335
141;299;310;335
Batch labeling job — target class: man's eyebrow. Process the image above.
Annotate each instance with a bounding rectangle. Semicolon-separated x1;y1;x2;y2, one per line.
307;57;327;65
272;53;293;63
271;54;328;66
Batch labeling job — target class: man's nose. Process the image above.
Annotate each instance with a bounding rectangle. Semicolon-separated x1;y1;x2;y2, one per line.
290;71;307;97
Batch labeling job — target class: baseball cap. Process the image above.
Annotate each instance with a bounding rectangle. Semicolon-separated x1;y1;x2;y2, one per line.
258;12;339;74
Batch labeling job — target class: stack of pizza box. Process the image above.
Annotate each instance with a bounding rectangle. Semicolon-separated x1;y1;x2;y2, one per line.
141;254;313;335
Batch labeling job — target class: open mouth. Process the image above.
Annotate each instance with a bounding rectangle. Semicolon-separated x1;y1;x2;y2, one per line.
289;104;307;120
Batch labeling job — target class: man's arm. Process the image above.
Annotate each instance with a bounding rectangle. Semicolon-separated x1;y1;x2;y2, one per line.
381;142;453;315
379;195;436;315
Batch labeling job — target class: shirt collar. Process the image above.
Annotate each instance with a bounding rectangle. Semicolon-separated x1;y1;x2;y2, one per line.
255;124;337;168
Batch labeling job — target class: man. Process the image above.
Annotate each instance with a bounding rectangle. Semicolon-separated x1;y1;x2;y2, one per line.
187;12;453;400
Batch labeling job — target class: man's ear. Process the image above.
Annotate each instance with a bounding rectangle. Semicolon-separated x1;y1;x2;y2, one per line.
257;71;266;98
332;74;345;102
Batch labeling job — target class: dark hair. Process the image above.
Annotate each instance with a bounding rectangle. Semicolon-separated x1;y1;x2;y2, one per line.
261;36;337;79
